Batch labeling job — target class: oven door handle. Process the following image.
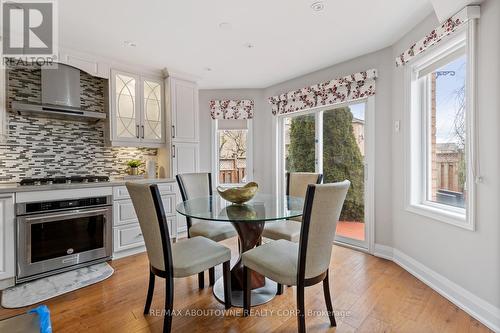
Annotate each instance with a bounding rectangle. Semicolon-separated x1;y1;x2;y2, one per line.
23;208;110;222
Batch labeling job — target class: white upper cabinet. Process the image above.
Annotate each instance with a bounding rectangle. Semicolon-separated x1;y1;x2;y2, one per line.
169;78;199;143
142;78;164;144
171;142;199;176
58;48;110;79
110;70;165;147
112;71;140;142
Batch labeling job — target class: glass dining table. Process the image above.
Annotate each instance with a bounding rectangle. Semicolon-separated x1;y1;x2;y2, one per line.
176;193;304;307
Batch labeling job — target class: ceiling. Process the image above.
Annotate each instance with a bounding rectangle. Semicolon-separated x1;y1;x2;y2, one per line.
59;0;434;89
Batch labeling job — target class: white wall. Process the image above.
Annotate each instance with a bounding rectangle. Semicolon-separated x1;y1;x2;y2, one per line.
392;0;500;319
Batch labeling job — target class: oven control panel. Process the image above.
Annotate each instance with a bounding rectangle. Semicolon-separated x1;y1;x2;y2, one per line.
18;196;111;215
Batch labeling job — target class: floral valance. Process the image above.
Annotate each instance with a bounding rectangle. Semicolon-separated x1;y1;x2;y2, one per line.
396;6;480;67
210;100;254;120
269;69;377;116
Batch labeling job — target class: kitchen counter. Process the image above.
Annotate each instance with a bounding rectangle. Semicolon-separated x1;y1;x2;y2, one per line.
0;177;176;194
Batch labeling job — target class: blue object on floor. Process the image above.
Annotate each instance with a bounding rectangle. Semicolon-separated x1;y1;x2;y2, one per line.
28;305;52;333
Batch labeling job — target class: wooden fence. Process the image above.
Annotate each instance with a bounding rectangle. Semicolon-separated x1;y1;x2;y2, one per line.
219;158;246;184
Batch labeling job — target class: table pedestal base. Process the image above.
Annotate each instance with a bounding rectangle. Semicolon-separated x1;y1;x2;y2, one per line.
213;277;277;307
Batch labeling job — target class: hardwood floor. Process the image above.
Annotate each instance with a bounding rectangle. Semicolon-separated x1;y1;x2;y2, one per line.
0;238;492;332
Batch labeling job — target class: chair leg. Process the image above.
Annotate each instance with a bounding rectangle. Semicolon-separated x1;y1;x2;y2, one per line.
198;271;204;289
164;275;174;333
209;267;215;286
323;270;336;327
277;283;283;295
222;261;232;309
144;270;155;315
243;266;251;317
297;284;306;333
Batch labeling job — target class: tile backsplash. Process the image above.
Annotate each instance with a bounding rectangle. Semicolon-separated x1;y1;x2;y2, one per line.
0;64;158;182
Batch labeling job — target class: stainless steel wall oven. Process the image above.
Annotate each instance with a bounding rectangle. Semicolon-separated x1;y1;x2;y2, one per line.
16;194;112;282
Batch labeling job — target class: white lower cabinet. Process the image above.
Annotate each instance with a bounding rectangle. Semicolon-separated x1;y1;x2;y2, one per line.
114;224;145;252
0;194;15;289
113;217;175;254
113;195;176;227
111;182;177;259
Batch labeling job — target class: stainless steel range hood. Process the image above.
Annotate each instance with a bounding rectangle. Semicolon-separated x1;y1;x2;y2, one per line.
12;63;106;122
12;102;106;121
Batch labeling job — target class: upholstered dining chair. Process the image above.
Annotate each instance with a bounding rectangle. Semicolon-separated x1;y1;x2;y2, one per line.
242;181;350;333
262;172;323;242
176;172;237;287
126;182;232;333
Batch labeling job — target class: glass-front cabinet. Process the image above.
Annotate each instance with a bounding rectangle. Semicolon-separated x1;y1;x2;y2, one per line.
110;70;164;147
142;79;163;142
114;72;140;140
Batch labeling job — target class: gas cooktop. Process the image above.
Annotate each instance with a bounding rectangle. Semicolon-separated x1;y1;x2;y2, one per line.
19;175;110;186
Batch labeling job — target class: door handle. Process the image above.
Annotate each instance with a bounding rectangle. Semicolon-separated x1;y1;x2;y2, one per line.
172;125;176;138
172;144;176;158
141;125;145;139
24;209;110;222
136;125;139;138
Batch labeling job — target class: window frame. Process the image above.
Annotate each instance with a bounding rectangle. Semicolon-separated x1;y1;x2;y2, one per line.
211;119;253;188
404;26;477;231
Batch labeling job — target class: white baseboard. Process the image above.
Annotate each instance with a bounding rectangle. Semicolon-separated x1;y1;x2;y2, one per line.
373;243;394;260
373;244;500;332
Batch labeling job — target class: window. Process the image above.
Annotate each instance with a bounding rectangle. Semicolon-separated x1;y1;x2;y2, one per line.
427;54;467;209
213;119;252;186
280;101;370;246
407;30;475;229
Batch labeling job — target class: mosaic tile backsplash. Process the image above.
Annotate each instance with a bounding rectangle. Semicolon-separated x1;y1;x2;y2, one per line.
0;64;157;182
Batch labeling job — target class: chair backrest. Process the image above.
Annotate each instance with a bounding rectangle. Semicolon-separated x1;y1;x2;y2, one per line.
126;182;172;273
176;173;212;236
176;173;212;200
298;181;350;280
287;172;323;222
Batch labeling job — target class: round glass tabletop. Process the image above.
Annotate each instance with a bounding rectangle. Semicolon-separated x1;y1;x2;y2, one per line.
176;193;304;222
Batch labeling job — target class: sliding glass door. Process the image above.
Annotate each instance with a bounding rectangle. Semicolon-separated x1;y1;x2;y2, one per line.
280;101;370;249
